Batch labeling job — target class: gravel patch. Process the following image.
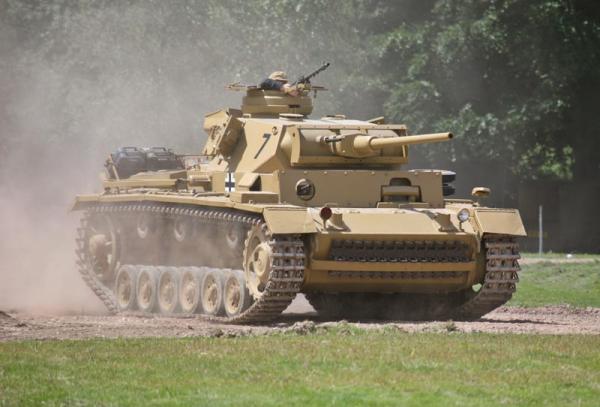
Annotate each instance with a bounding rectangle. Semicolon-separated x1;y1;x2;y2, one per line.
2;305;599;341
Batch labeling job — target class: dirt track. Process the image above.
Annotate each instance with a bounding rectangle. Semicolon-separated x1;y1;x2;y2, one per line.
2;297;600;341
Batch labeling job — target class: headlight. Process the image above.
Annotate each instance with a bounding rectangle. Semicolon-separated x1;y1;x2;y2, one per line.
295;178;315;200
457;208;470;223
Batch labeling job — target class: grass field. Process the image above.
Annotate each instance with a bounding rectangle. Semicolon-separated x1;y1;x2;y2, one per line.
2;260;600;406
510;261;600;307
521;252;600;260
1;329;600;406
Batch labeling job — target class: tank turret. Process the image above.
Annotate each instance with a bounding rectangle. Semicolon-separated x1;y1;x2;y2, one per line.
201;95;453;171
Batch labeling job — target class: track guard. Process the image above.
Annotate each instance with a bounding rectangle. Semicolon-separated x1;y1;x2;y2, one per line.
473;208;526;237
262;207;316;234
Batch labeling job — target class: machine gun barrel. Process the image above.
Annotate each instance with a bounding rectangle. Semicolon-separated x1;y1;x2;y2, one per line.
293;62;331;85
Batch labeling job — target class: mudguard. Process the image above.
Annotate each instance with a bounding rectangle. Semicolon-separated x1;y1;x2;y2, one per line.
262;207;317;234
473;208;526;236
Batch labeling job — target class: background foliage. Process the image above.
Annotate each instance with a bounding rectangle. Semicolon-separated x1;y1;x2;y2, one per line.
1;0;598;194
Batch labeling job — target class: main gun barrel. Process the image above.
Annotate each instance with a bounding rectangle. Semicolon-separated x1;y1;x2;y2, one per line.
351;132;453;156
368;132;453;149
321;131;454;158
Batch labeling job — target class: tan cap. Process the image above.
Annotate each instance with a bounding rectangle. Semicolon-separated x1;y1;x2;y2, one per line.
268;71;288;82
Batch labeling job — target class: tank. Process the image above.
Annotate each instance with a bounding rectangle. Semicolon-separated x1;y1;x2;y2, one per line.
73;77;526;323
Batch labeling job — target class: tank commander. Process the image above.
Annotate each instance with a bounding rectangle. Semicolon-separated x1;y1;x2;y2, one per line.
259;71;299;96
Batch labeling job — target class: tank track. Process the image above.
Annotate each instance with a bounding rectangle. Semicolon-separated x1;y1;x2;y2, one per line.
452;235;520;320
75;203;305;324
307;235;520;321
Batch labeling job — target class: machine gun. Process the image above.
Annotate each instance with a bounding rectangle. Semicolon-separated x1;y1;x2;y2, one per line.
292;62;331;87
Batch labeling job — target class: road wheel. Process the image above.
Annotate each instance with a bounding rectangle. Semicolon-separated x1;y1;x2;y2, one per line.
223;270;252;317
200;269;224;316
158;267;179;314
136;266;158;312
179;267;204;314
115;265;138;311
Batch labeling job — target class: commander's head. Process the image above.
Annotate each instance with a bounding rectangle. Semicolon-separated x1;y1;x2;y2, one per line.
268;71;288;84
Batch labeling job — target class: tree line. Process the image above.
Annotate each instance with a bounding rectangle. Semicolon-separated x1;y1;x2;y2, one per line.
1;0;598;189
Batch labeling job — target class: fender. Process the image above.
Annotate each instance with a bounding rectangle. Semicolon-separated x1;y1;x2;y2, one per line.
473;208;527;236
262;207;317;234
71;195;101;211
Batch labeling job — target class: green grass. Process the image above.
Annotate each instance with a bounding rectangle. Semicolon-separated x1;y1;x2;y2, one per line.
1;330;600;406
2;259;599;406
521;252;600;259
510;261;600;307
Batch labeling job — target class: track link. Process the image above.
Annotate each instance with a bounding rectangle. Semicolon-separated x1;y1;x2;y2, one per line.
75;203;305;324
452;235;520;320
76;214;119;314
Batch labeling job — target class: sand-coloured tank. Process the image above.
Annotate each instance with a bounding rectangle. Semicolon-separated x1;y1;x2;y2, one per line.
73;68;526;322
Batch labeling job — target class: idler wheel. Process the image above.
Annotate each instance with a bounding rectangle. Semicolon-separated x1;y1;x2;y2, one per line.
173;217;190;243
115;265;138;311
157;267;180;314
223;270;252;317
86;213;119;282
136;266;158;312
179;268;204;314
243;224;273;300
200;270;224;316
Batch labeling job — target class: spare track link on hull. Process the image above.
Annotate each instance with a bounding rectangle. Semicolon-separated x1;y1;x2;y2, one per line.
75;203;305;324
452;235;520;320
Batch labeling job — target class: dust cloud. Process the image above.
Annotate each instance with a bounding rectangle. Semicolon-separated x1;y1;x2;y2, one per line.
0;2;340;314
0;3;217;314
0;191;106;314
